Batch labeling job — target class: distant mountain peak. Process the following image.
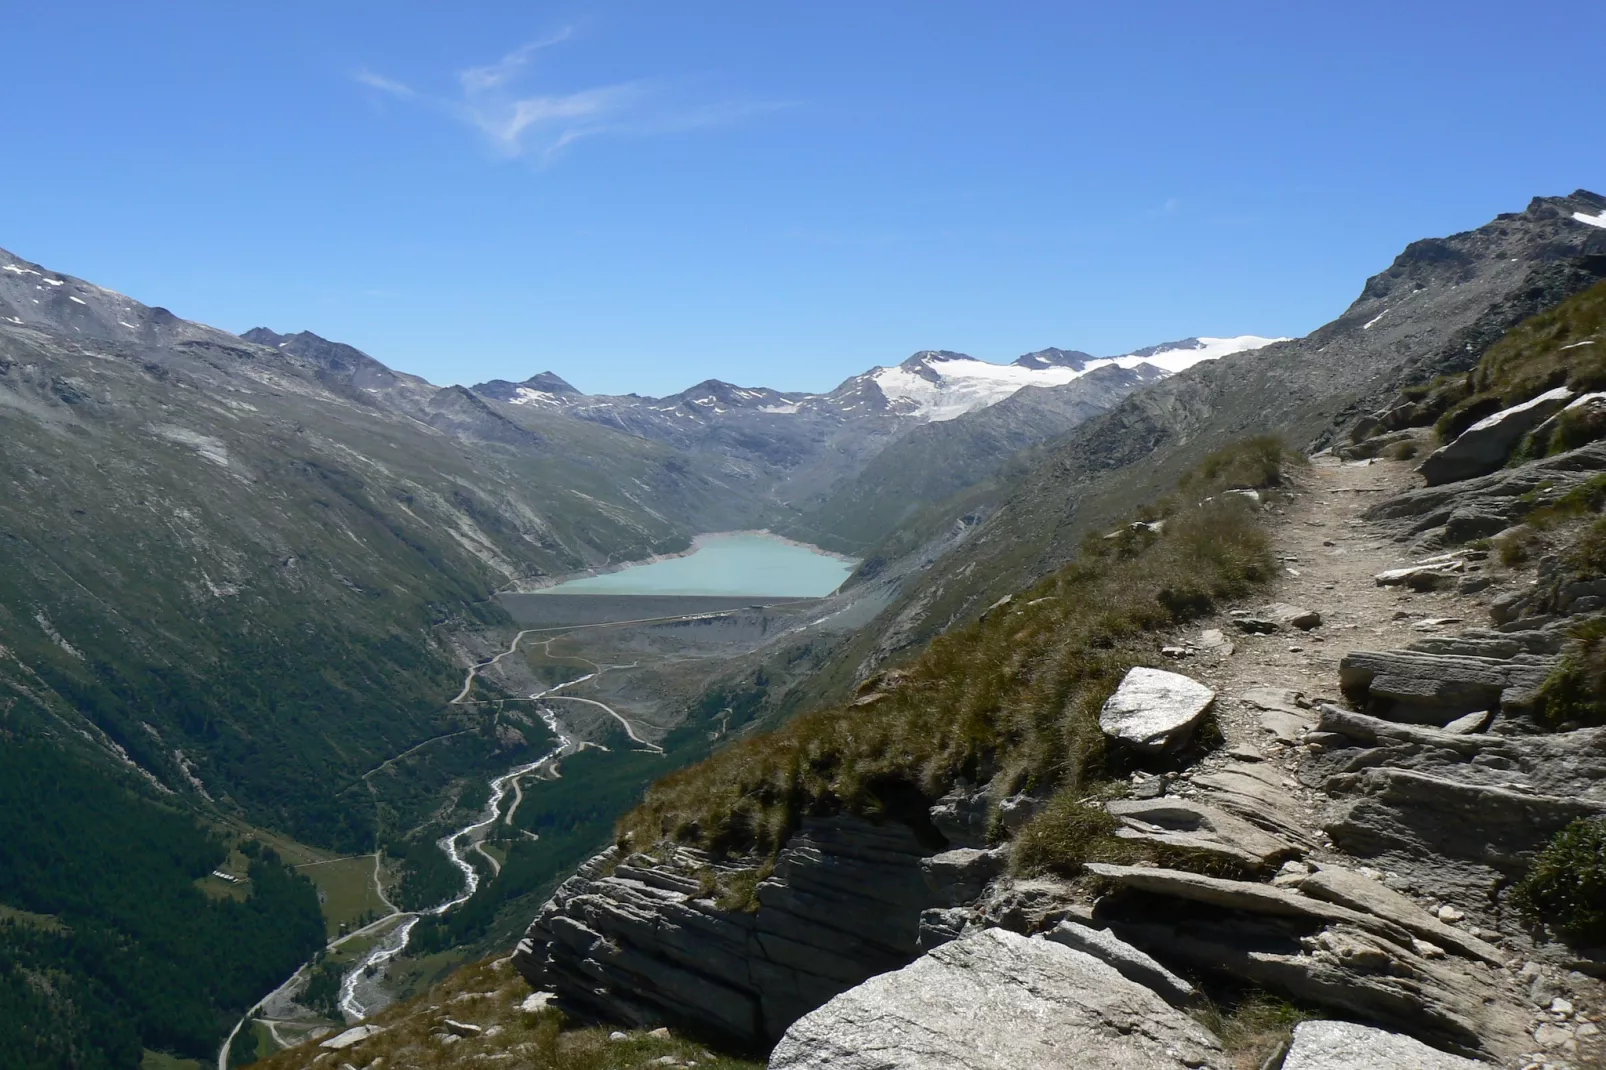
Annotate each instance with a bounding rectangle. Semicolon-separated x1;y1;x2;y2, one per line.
472;371;580;406
1014;348;1095;371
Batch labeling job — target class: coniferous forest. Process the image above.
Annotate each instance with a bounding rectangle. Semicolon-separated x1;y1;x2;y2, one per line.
0;741;325;1070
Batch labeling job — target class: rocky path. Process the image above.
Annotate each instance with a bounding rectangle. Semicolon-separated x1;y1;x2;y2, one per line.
1187;450;1491;724
1115;449;1606;1070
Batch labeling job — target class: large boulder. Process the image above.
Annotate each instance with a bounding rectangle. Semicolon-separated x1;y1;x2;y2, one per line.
1417;386;1573;485
1099;667;1215;753
1281;1020;1483;1070
768;927;1225;1069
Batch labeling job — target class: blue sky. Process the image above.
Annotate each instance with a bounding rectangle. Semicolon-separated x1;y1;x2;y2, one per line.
3;2;1601;396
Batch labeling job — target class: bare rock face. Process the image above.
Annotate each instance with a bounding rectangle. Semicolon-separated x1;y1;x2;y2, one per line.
512;815;944;1047
768;928;1225;1070
1281;1020;1484;1070
1417;385;1573;485
1099;667;1216;753
1083;864;1528;1059
1309;706;1606;905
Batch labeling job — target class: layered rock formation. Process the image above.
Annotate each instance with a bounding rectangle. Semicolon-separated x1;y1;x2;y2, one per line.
512;816;946;1047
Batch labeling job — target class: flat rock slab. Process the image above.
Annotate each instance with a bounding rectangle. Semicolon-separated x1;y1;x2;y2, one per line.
769;927;1225;1070
1291;864;1502;965
1264;603;1322;630
1100;667;1215;753
1282;1020;1484;1070
1338;649;1552;723
1107;797;1300;871
1240;687;1315;743
320;1025;385;1050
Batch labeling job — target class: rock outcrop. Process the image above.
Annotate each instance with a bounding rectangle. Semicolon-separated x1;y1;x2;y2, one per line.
1336;648;1554;723
1417;386;1574;485
513;815;945;1046
768;928;1226;1070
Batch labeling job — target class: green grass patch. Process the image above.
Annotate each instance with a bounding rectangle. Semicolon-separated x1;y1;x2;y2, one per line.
0;903;65;932
1434;279;1606;442
1514;817;1606;947
1010;792;1140;878
1538;619;1606;729
297;855;389;939
143;1049;207;1070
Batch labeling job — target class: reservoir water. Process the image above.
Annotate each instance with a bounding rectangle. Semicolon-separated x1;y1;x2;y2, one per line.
535;532;856;597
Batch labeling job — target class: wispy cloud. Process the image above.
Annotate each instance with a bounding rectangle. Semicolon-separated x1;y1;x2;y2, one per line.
353;30;787;163
354;69;416;98
458;30;574;95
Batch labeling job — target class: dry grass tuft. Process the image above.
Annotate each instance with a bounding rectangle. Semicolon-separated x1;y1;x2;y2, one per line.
1193;989;1319;1070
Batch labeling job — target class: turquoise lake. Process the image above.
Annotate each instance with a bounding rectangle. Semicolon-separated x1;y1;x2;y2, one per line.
535;532;856;597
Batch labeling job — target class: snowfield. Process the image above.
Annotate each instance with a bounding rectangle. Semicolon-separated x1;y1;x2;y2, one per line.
871;336;1284;422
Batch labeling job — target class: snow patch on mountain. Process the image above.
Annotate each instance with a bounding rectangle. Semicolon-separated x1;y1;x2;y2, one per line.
1573;209;1606;230
869;336;1283;422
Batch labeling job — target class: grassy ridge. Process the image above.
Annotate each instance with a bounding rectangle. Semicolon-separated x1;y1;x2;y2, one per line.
619;438;1293;858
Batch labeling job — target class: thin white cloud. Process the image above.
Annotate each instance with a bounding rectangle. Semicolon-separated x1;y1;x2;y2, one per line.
354;69;416;98
458;29;574;95
352;31;787;163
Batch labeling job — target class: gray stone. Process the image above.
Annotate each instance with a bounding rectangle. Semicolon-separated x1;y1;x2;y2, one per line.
1091;868;1527;1058
1312;708;1606;900
1418;386;1573;486
1281;1020;1484;1070
1373;563;1463;590
1264;603;1323;630
996;792;1042;833
915;907;972;951
1337;649;1554;723
1241;687;1316;743
928;784;990;849
513;815;947;1047
320;1026;385;1050
1440;709;1493;734
1107;797;1300;872
1042;921;1197;1008
1099;667;1215;753
768;928;1225;1070
919;848;1007;906
1290;864;1503;965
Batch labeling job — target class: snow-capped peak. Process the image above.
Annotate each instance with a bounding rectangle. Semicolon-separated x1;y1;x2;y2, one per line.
865;336;1284;422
